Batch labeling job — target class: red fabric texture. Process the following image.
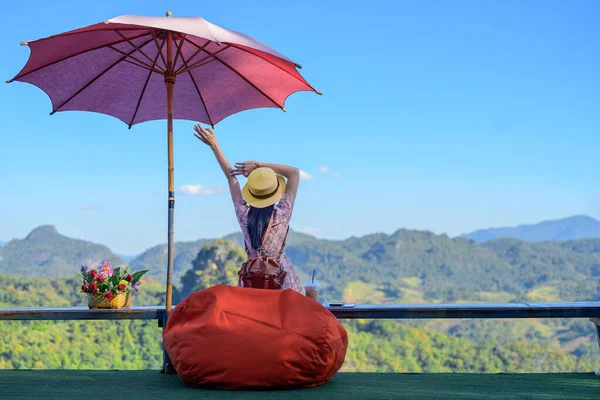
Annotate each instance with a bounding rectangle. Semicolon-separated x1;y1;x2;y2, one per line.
163;285;348;390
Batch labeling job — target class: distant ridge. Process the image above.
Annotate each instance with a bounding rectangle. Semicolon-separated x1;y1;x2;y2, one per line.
117;254;137;264
461;215;600;243
6;216;600;287
128;238;214;280
0;225;125;277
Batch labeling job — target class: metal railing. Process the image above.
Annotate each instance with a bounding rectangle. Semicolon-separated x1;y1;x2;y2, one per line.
2;301;600;373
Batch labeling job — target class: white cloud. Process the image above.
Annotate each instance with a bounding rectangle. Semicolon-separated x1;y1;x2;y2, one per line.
80;205;99;211
299;170;313;181
179;184;223;196
301;227;320;235
318;166;340;179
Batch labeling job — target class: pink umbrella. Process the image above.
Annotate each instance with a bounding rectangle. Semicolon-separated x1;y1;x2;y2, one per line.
7;11;319;313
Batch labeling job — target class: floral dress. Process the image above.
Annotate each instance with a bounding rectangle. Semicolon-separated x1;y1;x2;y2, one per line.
234;193;302;293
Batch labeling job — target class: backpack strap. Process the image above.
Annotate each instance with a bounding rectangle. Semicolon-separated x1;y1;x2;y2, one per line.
278;226;290;257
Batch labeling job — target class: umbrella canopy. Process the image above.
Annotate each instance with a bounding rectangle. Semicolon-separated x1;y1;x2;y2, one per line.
9;13;319;127
7;10;318;342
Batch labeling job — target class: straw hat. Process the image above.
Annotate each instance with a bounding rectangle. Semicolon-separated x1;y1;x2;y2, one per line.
242;167;286;208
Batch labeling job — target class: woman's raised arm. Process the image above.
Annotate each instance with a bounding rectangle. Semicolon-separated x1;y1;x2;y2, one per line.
193;124;242;202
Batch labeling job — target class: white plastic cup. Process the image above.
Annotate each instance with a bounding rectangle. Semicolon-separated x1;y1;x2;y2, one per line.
304;279;320;302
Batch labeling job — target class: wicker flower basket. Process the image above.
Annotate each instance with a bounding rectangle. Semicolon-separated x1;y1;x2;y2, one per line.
88;292;131;309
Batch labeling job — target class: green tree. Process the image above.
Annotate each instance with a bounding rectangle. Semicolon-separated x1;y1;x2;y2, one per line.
177;239;246;301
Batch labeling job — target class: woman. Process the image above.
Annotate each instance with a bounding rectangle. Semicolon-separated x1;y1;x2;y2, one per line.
193;124;302;292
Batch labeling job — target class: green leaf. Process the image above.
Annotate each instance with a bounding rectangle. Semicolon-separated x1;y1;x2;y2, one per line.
109;269;121;285
80;272;92;284
130;270;148;285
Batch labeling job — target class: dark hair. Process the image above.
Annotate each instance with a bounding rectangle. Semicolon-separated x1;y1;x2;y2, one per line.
247;205;274;250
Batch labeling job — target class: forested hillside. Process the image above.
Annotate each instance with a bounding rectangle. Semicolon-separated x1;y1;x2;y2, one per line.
0;226;124;277
1;271;596;372
2;225;600;372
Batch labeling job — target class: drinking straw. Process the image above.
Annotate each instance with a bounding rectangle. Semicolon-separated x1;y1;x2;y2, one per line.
312;269;316;283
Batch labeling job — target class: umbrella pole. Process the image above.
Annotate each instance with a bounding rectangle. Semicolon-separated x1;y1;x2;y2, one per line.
161;29;176;375
165;31;175;313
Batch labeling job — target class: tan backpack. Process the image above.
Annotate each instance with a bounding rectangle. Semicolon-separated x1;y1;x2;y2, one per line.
238;215;289;289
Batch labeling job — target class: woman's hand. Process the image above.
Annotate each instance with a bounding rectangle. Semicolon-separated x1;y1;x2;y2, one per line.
193;124;218;149
193;124;242;200
231;161;260;178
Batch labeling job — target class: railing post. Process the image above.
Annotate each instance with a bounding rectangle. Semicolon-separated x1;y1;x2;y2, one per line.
590;318;600;376
159;312;176;374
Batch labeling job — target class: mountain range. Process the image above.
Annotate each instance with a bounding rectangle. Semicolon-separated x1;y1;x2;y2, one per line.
2;216;600;371
461;215;600;243
0;225;125;277
0;225;242;281
2;216;600;303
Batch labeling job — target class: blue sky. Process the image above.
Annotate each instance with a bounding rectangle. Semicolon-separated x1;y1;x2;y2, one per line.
1;0;599;254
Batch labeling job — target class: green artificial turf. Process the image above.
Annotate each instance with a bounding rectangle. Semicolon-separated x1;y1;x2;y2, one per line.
1;371;599;399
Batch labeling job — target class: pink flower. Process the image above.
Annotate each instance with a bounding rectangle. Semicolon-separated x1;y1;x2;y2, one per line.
105;292;114;300
99;262;114;279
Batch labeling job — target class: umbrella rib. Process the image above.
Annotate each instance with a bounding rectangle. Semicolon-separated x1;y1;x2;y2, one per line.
128;37;166;129
36;27;158;42
174;40;211;74
182;38;284;109
227;44;317;91
13;31;153;81
203;47;284;110
172;35;186;71
115;29;165;73
107;45;163;73
150;30;168;71
177;58;216;74
175;45;230;75
121;58;159;72
50;36;156;115
181;56;214;127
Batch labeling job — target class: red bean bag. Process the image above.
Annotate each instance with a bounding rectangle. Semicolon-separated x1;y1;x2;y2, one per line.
163;284;348;390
